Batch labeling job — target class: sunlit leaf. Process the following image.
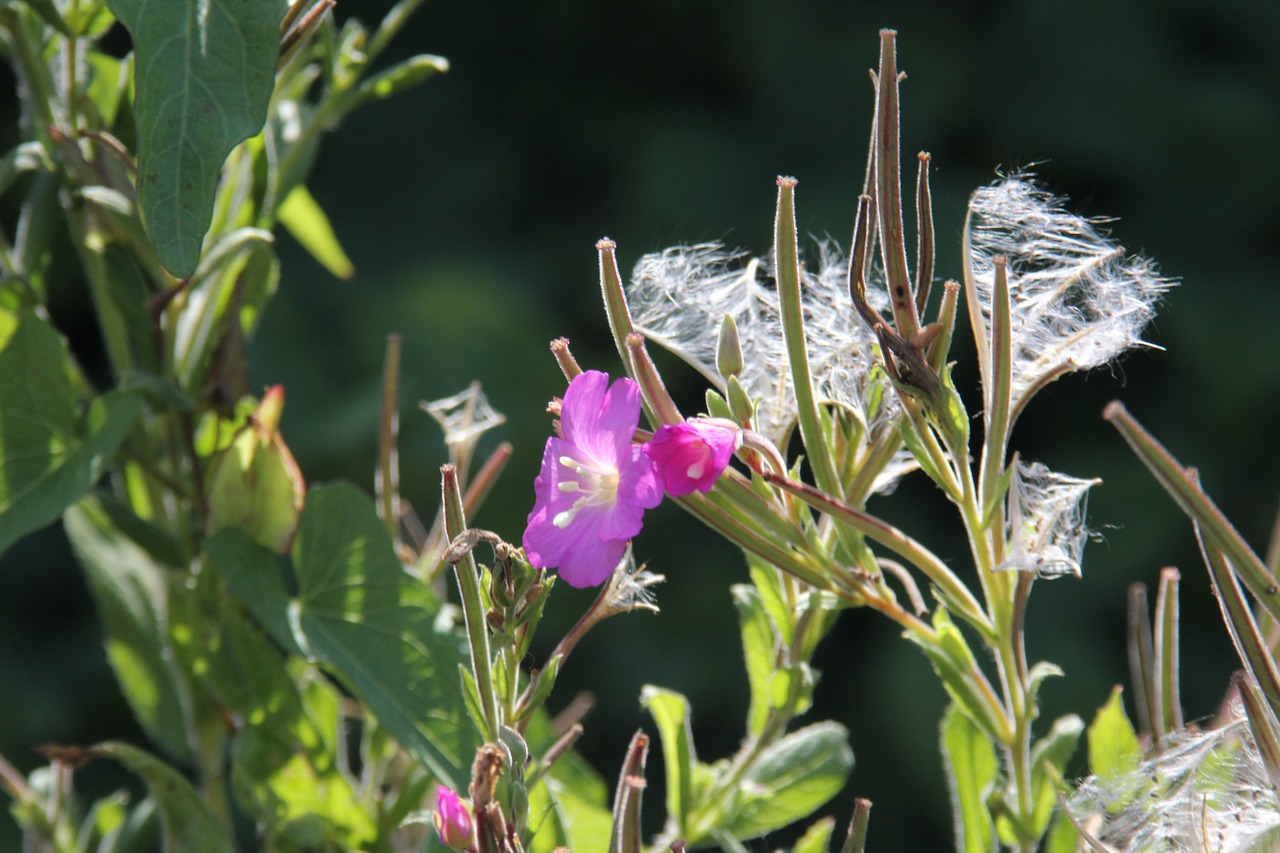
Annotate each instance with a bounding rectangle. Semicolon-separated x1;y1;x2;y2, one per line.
725;721;853;840
206;482;474;789
65;498;191;761
941;703;997;853
95;741;233;853
0;310;142;556
277;185;355;280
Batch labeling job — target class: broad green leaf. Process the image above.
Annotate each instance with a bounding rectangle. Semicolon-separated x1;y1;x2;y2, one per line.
0;310;142;556
277;185;355;280
941;703;997;853
206;483;474;788
95;741;233;853
1087;686;1141;785
523;710;611;853
640;686;696;837
167;564;375;848
65;498;191;761
529;755;612;853
732;584;775;738
725;721;853;840
105;0;287;276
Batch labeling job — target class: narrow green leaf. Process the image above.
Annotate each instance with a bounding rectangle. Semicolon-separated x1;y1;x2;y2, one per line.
94;741;233;853
106;0;287;276
1087;686;1141;785
351;54;448;105
277;185;356;280
792;816;835;853
1042;808;1080;853
748;556;794;646
941;703;997;853
65;498;192;761
725;721;853;840
1029;713;1083;837
732;584;776;737
640;686;696;837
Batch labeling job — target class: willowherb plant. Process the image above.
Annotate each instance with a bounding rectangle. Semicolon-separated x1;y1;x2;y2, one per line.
4;4;1250;850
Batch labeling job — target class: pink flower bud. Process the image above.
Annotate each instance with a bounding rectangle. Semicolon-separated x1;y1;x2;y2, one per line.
644;420;740;497
433;786;474;851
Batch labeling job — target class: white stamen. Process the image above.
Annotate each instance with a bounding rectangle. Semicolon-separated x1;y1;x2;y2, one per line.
558;481;580;493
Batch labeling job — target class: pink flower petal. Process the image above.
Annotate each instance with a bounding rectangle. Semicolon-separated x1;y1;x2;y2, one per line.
645;421;739;496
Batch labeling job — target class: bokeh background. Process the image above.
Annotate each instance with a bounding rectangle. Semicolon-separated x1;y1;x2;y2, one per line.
3;0;1280;848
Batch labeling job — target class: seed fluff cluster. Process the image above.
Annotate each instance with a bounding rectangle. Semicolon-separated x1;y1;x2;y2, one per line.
966;174;1172;414
627;241;901;449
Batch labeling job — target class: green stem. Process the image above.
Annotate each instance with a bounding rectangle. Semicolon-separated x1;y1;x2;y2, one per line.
441;465;501;739
1105;401;1280;627
377;334;402;543
765;471;992;637
979;257;1012;514
773;177;840;499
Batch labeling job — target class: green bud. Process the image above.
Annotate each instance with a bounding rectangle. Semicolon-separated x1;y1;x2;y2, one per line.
705;389;734;421
205;386;305;554
716;313;744;379
726;375;755;424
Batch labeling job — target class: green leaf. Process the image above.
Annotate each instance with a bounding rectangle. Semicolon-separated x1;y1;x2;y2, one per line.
206;482;475;789
351;53;448;106
94;741;233;853
941;703;997;853
105;0;287;276
907;609;1004;743
1028;713;1082;837
792;816;836;853
748;555;794;645
640;686;696;837
1087;686;1141;785
277;185;355;280
1042;808;1079;853
166;564;376;848
0;310;142;556
732;584;775;738
528;753;612;853
725;721;853;840
65;498;192;761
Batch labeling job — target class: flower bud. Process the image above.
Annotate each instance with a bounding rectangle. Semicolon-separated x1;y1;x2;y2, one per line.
716;313;744;379
433;786;474;851
643;420;740;497
205;386;305;554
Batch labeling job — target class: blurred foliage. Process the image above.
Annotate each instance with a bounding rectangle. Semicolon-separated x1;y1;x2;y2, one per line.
2;0;1278;849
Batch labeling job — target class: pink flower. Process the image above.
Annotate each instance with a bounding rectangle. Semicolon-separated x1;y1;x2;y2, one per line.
523;371;663;588
644;420;740;496
433;786;474;850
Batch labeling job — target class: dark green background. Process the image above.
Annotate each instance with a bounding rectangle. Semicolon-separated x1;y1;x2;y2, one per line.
3;0;1280;848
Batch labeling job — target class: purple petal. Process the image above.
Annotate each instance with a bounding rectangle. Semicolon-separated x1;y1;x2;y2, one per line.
644;421;739;496
560;370;641;466
557;535;628;588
